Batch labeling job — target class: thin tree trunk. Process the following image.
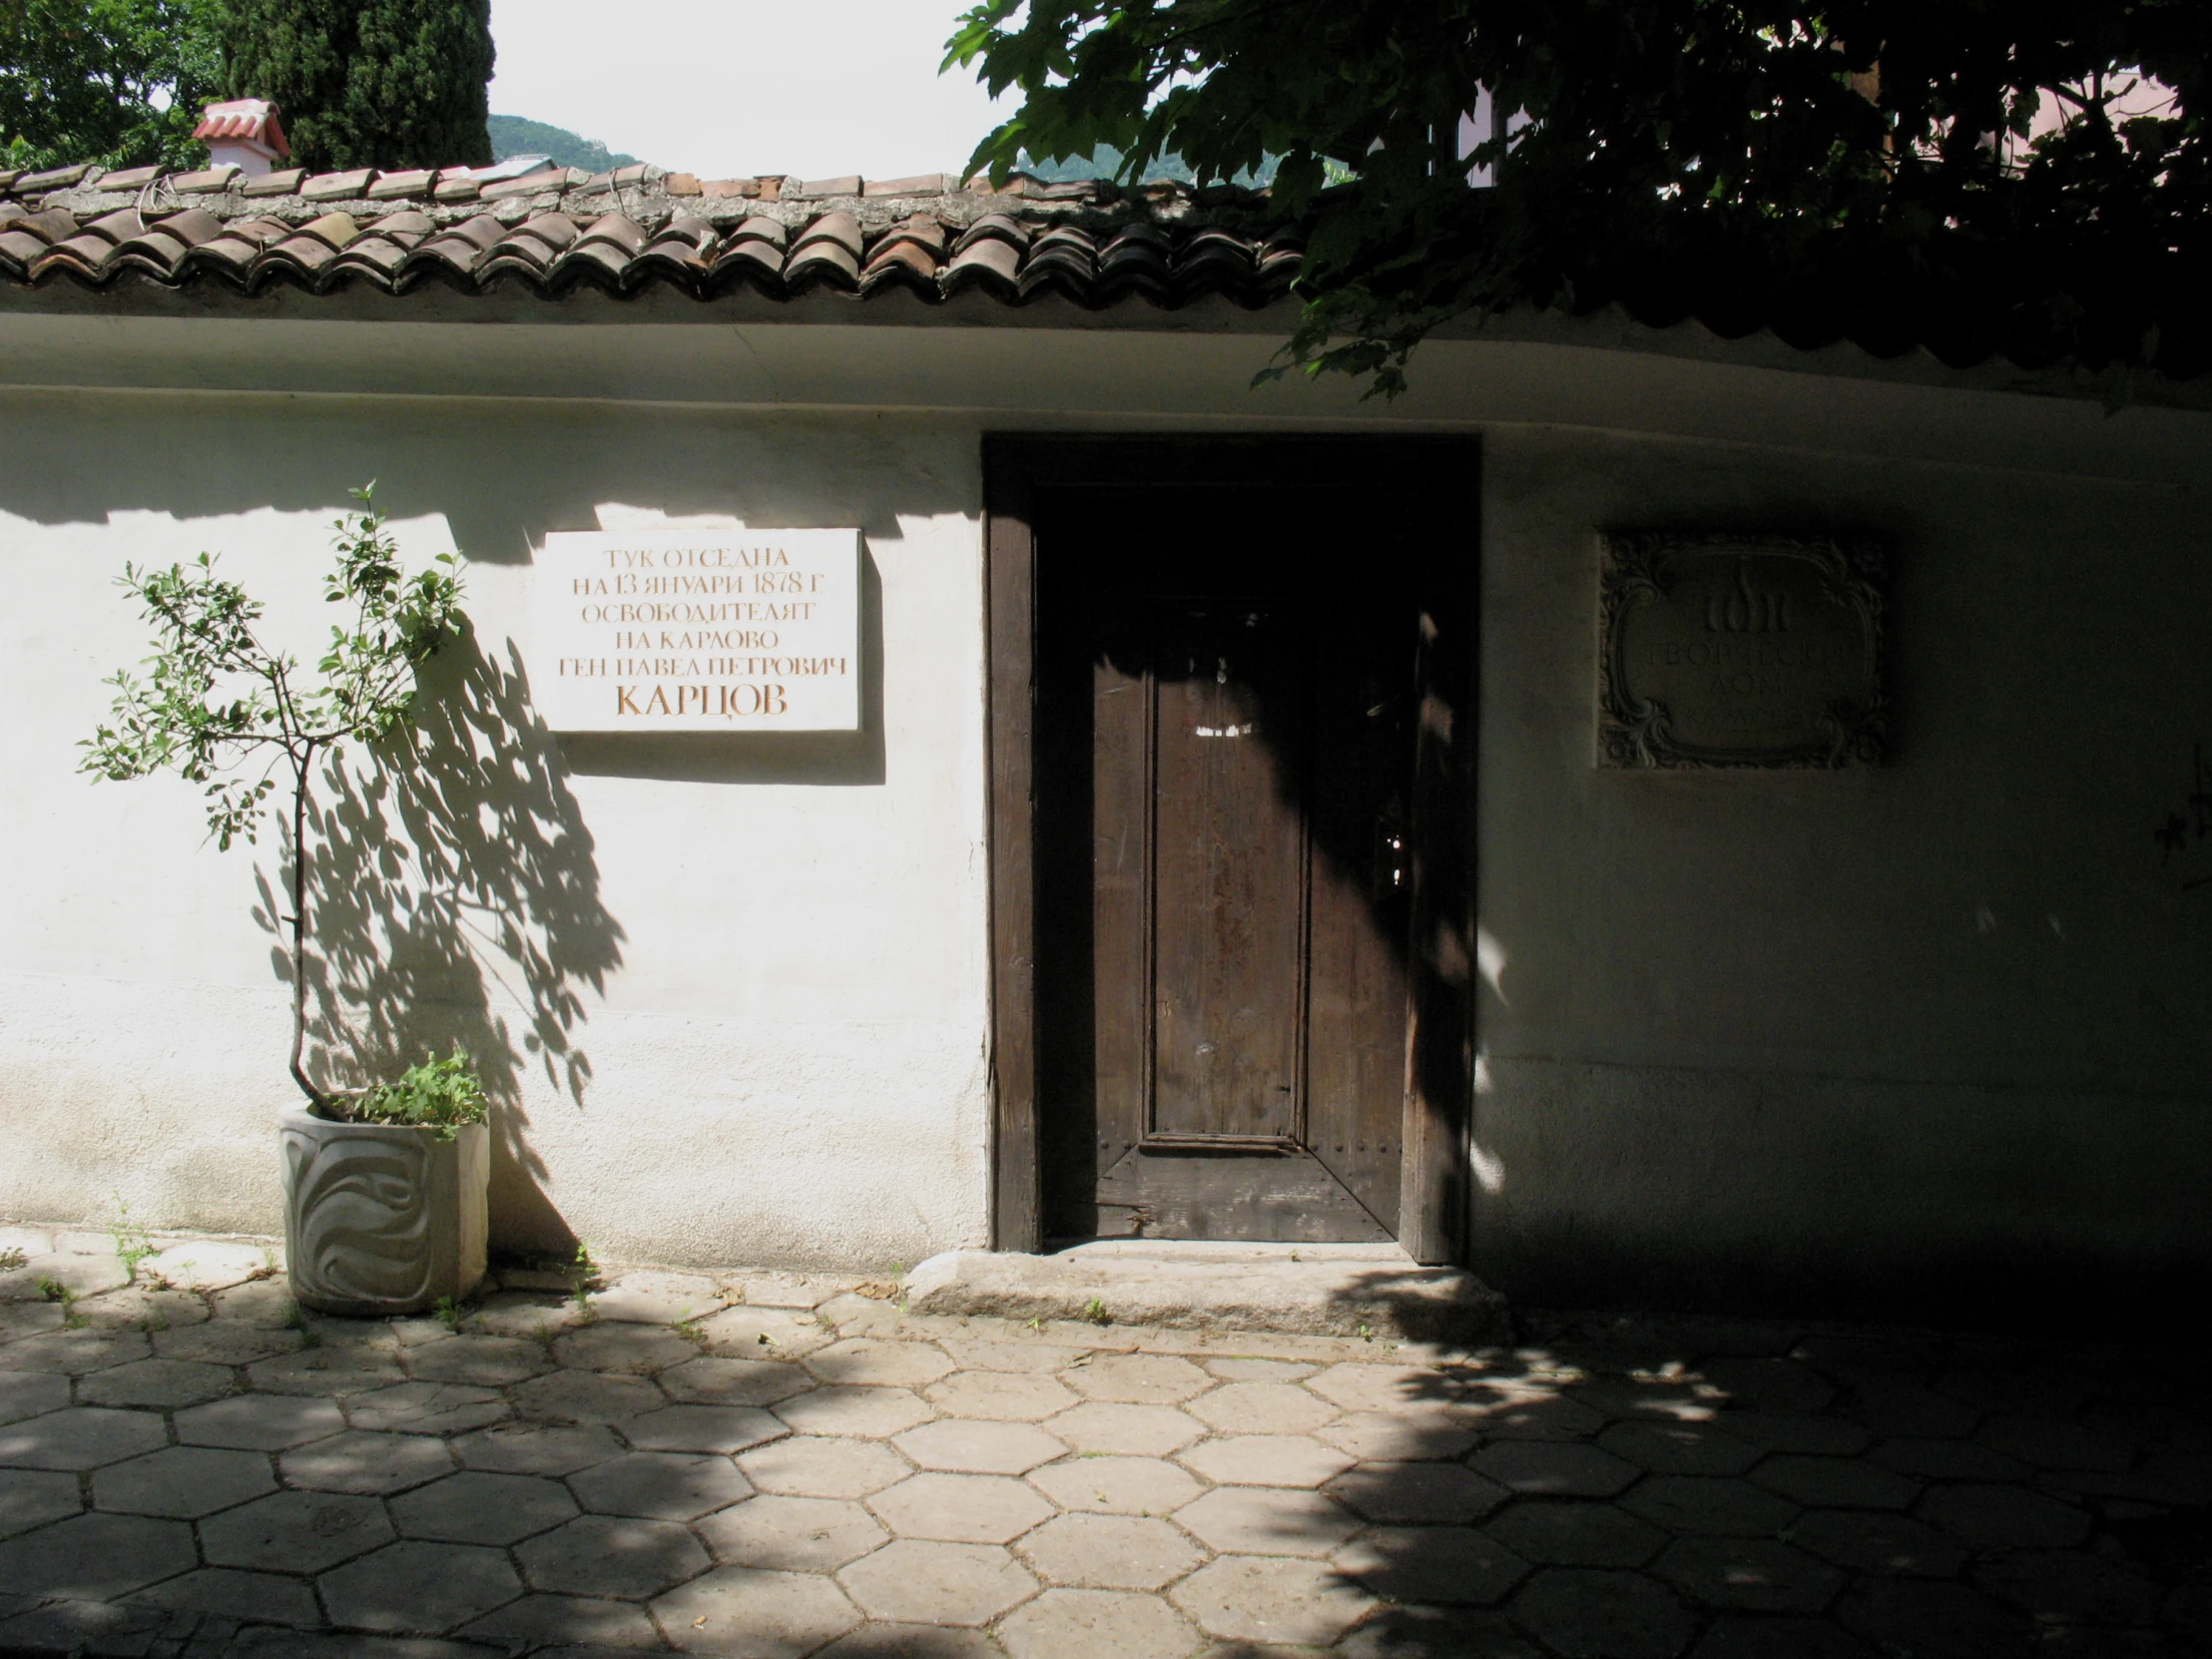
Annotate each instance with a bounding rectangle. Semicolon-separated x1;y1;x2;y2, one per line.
286;750;329;1112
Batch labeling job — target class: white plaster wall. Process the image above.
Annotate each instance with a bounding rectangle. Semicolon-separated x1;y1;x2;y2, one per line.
1472;427;2212;1315
0;392;992;1269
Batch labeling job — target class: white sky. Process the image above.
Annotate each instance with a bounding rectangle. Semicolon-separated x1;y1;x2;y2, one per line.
486;0;1019;181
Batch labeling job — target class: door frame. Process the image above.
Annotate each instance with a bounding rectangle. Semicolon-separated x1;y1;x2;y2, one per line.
982;434;1479;1265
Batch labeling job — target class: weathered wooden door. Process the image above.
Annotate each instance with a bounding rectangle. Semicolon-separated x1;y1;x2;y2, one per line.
1034;493;1419;1241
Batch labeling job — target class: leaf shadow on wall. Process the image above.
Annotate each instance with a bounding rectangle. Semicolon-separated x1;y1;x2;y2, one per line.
254;629;626;1260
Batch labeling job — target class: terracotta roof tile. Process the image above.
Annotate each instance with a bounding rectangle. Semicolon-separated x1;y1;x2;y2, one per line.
300;170;375;203
0;160;1302;314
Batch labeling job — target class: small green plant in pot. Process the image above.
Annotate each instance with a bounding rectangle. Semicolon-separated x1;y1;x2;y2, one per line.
82;488;487;1317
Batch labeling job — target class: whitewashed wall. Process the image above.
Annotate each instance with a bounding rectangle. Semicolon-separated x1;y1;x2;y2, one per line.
0;394;991;1269
0;311;2206;1311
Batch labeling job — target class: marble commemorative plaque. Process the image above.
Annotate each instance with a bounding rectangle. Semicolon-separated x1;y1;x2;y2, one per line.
530;527;860;733
1598;533;1887;769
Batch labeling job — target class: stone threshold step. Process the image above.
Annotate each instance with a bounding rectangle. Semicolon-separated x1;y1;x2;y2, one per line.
906;1240;1509;1344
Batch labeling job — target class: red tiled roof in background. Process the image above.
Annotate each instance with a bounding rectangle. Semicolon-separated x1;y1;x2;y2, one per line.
0;160;1301;309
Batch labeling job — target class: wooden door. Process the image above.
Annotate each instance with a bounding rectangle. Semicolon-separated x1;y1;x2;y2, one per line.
1034;493;1418;1242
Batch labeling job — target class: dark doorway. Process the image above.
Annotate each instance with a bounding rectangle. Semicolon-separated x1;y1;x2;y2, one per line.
985;439;1477;1262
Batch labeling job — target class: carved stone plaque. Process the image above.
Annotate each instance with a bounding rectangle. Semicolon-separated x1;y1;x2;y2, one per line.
1599;533;1887;769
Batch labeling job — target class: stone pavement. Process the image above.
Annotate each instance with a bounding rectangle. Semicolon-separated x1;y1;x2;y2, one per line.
1;1225;2208;1659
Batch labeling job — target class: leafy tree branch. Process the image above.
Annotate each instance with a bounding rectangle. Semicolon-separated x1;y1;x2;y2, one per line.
81;486;467;1110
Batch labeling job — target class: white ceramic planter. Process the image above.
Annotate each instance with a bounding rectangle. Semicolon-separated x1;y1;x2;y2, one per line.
278;1106;488;1317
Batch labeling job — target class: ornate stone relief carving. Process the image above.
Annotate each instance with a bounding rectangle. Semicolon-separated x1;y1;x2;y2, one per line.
1598;532;1889;769
280;1111;488;1316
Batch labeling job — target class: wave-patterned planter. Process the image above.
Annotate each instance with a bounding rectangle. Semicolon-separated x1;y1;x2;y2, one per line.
278;1107;488;1317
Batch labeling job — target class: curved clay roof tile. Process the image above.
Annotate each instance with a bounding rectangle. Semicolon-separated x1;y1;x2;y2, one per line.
152;209;228;249
794;212;863;258
729;216;789;249
577;214;649;254
516;213;582;251
951;213;1031;255
786;238;861;289
942;236;1022;295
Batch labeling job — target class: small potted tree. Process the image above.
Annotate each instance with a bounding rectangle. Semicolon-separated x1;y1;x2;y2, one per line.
82;488;488;1317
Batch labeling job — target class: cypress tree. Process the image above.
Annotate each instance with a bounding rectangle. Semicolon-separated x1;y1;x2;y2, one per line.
218;0;493;173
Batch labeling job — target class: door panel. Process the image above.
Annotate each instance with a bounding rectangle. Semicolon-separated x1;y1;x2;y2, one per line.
1037;492;1417;1243
1149;603;1307;1144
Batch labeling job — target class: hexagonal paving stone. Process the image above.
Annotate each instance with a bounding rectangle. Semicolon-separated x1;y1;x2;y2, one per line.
452;1420;624;1475
625;1403;789;1454
699;1493;887;1571
871;1472;1052;1543
1785;1507;1971;1578
894;1418;1067;1475
516;1513;710;1599
205;1278;300;1328
1976;1413;2136;1472
1174;1487;1360;1557
390;1470;580;1544
1028;1455;1202;1517
1623;1475;1801;1537
152;1324;300;1367
816;1624;1000;1659
1327;1460;1511;1523
201;1488;394;1573
457;1591;665;1650
137;1241;269;1293
1654;1535;1845;1612
1688;1614;1878;1659
1848;1382;1979;1440
1316;1407;1480;1464
0;1328;151;1377
1062;1353;1212;1404
807;1339;958;1389
1971;1546;2165;1627
1473;1438;1641;1498
741;1435;913;1498
402;1334;550;1386
1835;1578;2029;1658
735;1272;850;1311
318;1538;523;1634
1205;1357;1318;1382
1918;1482;2092;1549
125;1565;322;1628
1716;1411;1875;1456
587;1270;725;1326
1510;1566;1697;1659
1305;1362;1457;1415
0;1405;167;1469
999;1587;1200;1659
0;1467;81;1538
343;1381;510;1436
280;1427;454;1493
0;1373;68;1427
1465;1389;1611;1442
553;1323;700;1375
662;1357;816;1406
1486;1499;1670;1568
653;1566;862;1655
1699;1358;1835;1415
923;1371;1077;1422
1334;1525;1533;1606
1186;1382;1336;1436
1745;1453;1916;1512
1170;1554;1376;1645
571;1449;755;1520
776;1384;935;1438
938;1339;1089;1376
838;1538;1038;1625
1018;1512;1201;1589
176;1391;343;1451
1871;1435;2030;1481
1600;1419;1763;1475
0;1510;196;1600
1045;1402;1203;1457
467;1291;584;1342
74;1358;232;1410
1180;1433;1354;1488
512;1368;666;1424
697;1306;834;1361
92;1445;276;1518
246;1345;406;1395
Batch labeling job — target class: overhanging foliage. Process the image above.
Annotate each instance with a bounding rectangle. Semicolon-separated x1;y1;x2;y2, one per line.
949;1;2212;393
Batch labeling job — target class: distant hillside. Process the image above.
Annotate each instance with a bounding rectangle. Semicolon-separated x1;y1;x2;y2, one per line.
489;115;642;174
1018;146;1277;188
